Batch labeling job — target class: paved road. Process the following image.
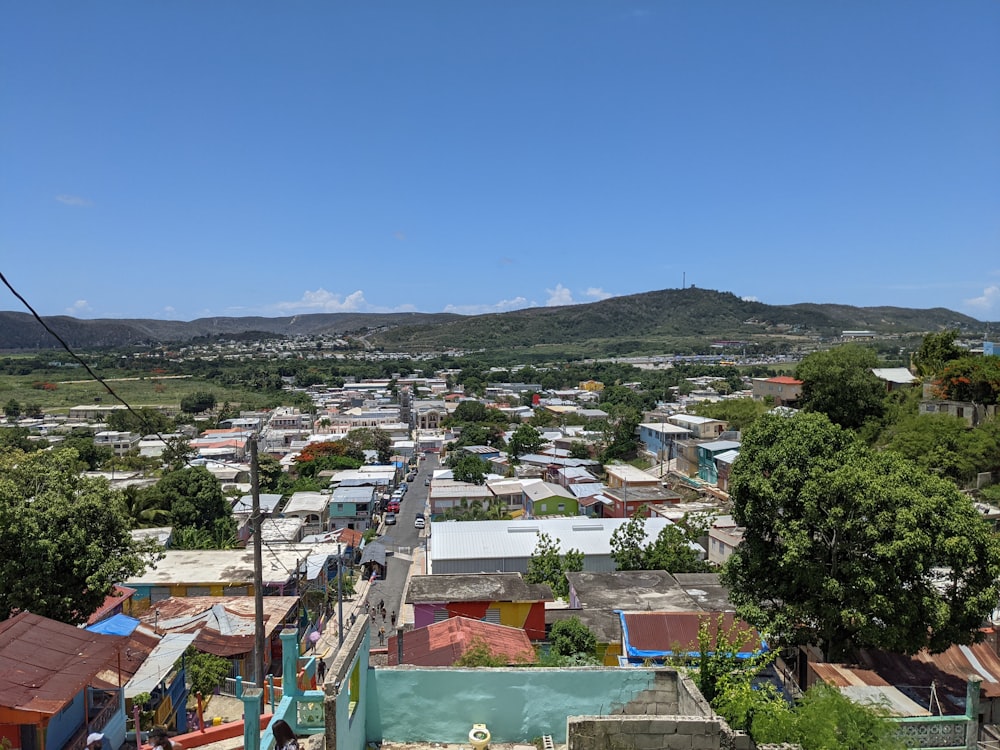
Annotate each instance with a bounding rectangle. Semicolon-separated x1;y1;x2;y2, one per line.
366;452;436;645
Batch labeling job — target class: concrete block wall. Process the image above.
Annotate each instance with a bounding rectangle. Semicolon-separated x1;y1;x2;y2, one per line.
567;715;745;750
608;670;680;716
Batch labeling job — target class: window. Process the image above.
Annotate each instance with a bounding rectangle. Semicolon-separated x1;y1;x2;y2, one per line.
348;657;361;719
557;503;566;512
482;608;501;625
433;608;449;623
151;586;171;602
956;407;965;418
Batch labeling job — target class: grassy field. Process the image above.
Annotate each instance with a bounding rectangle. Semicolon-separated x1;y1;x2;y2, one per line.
0;372;263;414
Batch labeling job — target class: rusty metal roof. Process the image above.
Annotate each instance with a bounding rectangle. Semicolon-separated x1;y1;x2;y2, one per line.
0;612;125;720
140;596;298;658
620;611;763;660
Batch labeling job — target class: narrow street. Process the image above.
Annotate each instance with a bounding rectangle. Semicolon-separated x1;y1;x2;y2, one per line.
316;452;436;661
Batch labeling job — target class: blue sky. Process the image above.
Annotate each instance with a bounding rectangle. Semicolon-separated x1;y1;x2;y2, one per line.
2;2;998;322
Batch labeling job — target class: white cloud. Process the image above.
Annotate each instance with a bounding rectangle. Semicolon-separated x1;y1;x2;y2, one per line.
56;194;93;207
964;285;1000;315
585;287;613;301
546;284;575;306
66;299;91;315
741;295;759;302
163;306;175;314
273;288;370;313
444;297;531;315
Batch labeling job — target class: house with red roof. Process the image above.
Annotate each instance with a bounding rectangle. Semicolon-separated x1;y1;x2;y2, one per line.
751;376;803;407
387;617;535;666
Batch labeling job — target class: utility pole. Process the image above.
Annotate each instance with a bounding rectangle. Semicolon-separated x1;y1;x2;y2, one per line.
250;436;266;686
337;543;344;647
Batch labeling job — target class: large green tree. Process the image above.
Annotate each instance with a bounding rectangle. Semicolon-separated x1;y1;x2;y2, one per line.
912;329;963;377
882;413;1000;485
610;513;708;573
723;411;1000;661
449;453;489;485
525;532;583;599
0;448;160;623
140;466;235;536
506;424;544;464
795;345;885;430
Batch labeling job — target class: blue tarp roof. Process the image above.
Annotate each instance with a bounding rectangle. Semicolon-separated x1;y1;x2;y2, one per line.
87;613;140;636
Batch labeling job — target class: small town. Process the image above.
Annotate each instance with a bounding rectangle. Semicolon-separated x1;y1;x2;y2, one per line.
2;324;1000;750
4;2;997;749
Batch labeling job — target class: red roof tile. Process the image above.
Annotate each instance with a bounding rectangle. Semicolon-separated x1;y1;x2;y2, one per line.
767;376;803;385
388;617;535;667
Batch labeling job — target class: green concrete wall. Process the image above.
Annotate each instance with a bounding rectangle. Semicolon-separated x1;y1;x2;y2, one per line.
367;667;658;744
332;626;371;750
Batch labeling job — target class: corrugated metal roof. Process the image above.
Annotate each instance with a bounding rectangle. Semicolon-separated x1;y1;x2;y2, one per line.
431;517;678;561
125;633;197;698
0;612;125;719
620;611;763;660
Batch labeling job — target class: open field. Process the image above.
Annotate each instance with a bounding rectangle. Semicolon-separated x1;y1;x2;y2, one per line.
0;372;263;414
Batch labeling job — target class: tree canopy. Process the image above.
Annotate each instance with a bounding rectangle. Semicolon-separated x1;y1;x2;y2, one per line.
506;424;544;463
723;411;1000;660
449;452;489;485
525;532;583;599
139;466;235;540
932;355;1000;405
609;512;709;573
795;344;885;430
912;329;963;377
0;448;160;623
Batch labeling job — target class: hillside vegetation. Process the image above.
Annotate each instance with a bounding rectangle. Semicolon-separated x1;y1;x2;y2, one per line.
0;288;987;355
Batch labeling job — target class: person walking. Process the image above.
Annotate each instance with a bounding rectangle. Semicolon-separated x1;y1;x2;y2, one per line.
150;727;182;750
381;609;386;623
390;609;396;627
317;658;327;682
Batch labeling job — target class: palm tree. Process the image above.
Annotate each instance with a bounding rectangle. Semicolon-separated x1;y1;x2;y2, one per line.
120;486;172;529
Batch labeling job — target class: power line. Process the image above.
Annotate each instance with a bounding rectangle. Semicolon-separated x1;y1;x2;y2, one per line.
0;270;224;469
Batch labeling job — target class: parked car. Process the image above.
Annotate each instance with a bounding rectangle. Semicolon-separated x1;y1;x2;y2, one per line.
424;477;430;486
414;513;425;529
387;500;400;513
385;512;397;525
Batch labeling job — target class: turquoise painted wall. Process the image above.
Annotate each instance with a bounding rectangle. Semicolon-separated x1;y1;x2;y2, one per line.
335;627;371;750
368;668;658;743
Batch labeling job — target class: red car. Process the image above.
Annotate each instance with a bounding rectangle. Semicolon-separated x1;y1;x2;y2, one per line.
387;500;400;513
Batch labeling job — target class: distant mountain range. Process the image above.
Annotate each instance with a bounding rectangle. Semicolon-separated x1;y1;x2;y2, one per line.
0;288;991;354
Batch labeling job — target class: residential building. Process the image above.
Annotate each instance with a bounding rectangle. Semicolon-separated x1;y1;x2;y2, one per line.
667;414;729;439
707;516;744;565
387;617;535;666
406;573;552;639
521;479;579;517
282;492;330;535
751;376;804;406
600;485;682;519
697;440;741;485
0;612;128;750
638;422;692;462
429;517;682;575
93;430;141;456
329;485;377;530
604;464;660;490
871;367;919;393
142;596;300;680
